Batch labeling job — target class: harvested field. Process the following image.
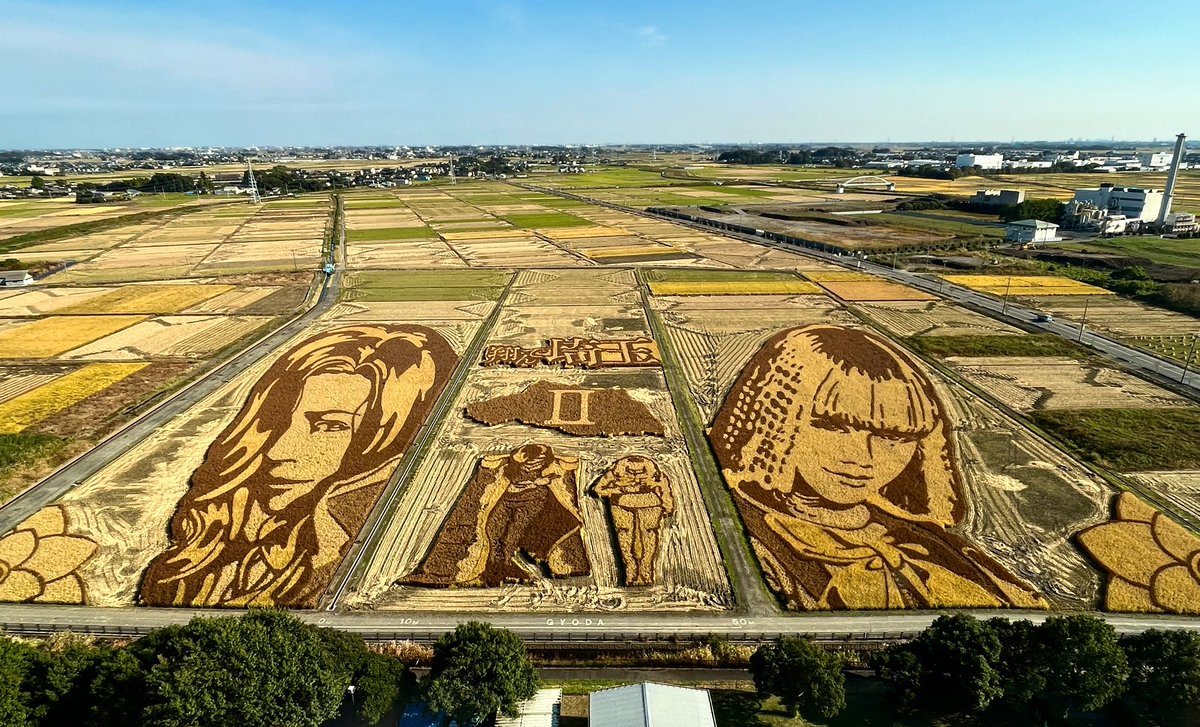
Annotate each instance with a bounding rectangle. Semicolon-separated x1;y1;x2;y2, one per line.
1077;493;1200;614
0;363;148;433
816;280;936;301
30;362;191;438
1126;471;1200;525
137;324;459;608
944;275;1113;297
0;315;147;359
490;305;648;346
854;300;1022;337
0;288;113;317
944;356;1195;411
1033;296;1200;338
466;381;665;436
60;315;273;360
648;280;821;296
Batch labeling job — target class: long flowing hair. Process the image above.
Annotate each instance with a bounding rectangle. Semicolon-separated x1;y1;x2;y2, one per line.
711;324;963;527
140;324;455;608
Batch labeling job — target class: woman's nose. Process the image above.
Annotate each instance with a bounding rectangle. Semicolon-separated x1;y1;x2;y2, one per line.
840;430;874;466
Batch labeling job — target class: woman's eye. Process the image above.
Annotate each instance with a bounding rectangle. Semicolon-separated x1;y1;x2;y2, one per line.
312;419;351;433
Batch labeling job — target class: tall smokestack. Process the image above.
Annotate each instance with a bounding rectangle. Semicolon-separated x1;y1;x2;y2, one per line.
1158;132;1187;226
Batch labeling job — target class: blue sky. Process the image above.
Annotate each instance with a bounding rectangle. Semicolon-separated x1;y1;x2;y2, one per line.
3;0;1197;148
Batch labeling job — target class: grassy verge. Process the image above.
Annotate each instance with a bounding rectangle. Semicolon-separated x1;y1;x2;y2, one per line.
346;226;435;242
1030;408;1200;471
0;433;70;505
906;334;1091;359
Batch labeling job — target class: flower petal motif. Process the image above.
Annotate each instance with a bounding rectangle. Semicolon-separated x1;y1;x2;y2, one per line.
1106;576;1159;613
35;575;84;604
1115;492;1157;523
0;569;43;601
20;534;97;583
0;530;37;569
21;506;67;538
1151;564;1200;613
1077;521;1172;587
1152;512;1200;564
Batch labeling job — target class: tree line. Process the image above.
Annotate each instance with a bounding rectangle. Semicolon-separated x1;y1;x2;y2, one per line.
749;614;1200;726
0;612;540;727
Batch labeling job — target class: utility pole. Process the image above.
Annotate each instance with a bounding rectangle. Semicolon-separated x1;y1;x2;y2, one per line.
1077;296;1090;342
1001;276;1013;315
1183;334;1198;384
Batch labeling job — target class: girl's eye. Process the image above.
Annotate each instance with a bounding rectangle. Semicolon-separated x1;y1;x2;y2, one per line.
313;419;351;433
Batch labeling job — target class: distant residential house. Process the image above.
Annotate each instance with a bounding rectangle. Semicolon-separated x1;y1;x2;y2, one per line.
0;270;35;287
1006;219;1061;244
589;683;716;727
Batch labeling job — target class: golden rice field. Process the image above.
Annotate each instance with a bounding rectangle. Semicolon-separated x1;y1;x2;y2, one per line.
943;275;1113;297
648;279;822;296
0;363;148;433
55;284;234;315
0;315;147;359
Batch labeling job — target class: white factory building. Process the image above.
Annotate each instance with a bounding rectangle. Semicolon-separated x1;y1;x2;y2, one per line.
1006;219;1061;244
955;153;1004;170
1070;185;1165;223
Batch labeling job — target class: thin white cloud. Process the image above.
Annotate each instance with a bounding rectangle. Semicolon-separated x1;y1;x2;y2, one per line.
637;25;667;47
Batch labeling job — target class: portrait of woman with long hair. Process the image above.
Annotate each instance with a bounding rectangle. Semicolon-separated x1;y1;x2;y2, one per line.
709;324;1045;610
140;324;456;608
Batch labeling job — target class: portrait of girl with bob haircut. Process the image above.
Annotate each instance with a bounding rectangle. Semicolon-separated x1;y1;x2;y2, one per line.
710;324;1044;610
140;324;456;608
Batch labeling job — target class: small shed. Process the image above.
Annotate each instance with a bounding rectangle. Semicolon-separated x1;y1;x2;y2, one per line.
496;688;561;727
0;270;34;287
589;683;716;727
1006;219;1060;243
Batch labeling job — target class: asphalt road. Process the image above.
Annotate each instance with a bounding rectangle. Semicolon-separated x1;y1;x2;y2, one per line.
3;603;1200;643
0;199;346;535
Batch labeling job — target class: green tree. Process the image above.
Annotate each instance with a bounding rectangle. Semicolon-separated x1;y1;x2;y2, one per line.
426;622;539;726
92;610;350;727
992;615;1128;721
749;636;845;720
29;176;45;189
358;652;413;723
1000;198;1065;223
872;615;1002;718
317;627;412;723
1036;615;1128;717
871;645;923;715
0;637;35;727
27;633;111;725
1120;629;1200;726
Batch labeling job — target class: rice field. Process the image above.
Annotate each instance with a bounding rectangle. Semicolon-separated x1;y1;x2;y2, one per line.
0;363;148;433
0;315;148;359
943;275;1113;297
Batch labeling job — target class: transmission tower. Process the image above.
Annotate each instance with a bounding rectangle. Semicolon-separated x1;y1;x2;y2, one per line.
449;154;456;185
246;160;261;204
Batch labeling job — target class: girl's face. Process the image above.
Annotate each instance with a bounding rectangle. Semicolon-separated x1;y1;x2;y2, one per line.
790;409;921;506
266;373;370;488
